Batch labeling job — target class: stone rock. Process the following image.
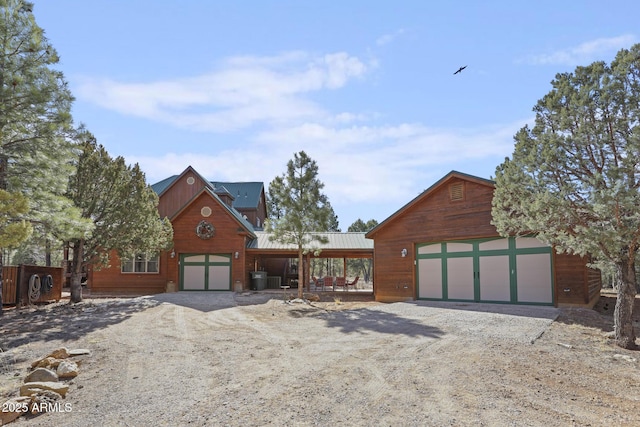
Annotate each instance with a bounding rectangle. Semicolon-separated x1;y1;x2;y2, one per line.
20;381;69;398
68;348;91;357
31;356;61;369
25;367;58;383
57;361;79;379
29;390;63;414
0;396;31;425
613;353;637;363
47;347;70;359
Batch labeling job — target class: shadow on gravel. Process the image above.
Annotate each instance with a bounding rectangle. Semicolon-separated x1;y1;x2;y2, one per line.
310;308;445;338
0;297;161;352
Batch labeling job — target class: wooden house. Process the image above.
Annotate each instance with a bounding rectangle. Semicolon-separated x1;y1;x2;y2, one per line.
365;171;601;307
89;166;372;294
90;166;265;294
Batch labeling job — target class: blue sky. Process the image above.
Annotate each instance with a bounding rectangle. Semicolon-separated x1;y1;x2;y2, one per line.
34;1;639;230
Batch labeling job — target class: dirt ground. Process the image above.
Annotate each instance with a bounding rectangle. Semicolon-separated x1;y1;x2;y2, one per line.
1;289;640;426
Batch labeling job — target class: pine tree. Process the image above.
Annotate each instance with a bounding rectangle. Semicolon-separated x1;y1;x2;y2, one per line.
66;132;173;303
492;44;640;349
266;151;333;299
0;1;80;312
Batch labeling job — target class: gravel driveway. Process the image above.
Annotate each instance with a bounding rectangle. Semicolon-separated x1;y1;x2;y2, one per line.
3;292;639;426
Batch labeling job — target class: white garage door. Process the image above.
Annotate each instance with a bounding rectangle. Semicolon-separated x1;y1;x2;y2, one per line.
416;237;553;305
180;254;231;291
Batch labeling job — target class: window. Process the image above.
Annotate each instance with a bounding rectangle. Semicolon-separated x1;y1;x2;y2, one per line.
121;253;159;273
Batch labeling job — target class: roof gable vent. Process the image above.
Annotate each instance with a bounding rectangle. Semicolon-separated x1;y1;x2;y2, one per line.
449;182;464;201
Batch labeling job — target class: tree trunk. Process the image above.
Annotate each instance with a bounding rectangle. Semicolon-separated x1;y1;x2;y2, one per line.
614;258;637;349
69;239;84;303
297;248;304;299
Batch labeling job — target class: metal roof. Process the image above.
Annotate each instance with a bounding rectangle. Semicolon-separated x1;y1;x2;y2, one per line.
151;175;178;195
247;231;373;251
211;182;263;209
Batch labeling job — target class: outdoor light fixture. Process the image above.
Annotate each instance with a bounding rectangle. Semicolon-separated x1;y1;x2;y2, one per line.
235;251;239;259
170;249;176;258
401;248;407;257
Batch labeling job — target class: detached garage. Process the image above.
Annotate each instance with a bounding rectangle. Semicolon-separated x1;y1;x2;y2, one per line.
366;171;601;307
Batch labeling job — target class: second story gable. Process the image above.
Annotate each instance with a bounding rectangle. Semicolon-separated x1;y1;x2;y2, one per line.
151;166;267;230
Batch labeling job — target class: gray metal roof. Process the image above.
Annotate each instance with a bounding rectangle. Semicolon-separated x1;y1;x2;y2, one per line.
247;231;373;250
211;182;263;209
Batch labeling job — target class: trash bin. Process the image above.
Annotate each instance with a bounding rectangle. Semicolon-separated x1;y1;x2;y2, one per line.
251;271;267;290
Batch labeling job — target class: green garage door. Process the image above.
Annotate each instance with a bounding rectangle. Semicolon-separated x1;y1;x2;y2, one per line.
180;254;231;291
417;237;553;305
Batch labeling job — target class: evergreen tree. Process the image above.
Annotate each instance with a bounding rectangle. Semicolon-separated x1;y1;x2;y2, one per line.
66;132;173;303
492;44;640;349
265;151;333;299
0;1;82;312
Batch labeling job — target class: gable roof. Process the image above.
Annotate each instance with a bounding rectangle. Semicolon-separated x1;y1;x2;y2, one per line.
169;186;257;238
366;170;495;238
150;169;263;212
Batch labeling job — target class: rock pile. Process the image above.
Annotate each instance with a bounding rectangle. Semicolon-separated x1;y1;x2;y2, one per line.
0;347;90;425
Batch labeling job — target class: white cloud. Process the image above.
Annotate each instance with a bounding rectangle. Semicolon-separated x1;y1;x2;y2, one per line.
76;51;375;132
376;29;407;46
133;119;527;222
518;34;637;65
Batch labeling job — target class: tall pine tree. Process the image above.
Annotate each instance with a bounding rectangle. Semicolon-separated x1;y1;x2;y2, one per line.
0;1;84;312
266;151;333;299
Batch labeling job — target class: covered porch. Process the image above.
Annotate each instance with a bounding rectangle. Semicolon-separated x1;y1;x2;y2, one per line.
245;232;374;293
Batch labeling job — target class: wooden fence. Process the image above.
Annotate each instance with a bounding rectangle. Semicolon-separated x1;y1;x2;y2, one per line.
1;266;19;305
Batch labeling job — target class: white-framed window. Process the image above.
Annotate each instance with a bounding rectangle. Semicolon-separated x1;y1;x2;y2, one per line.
121;253;159;273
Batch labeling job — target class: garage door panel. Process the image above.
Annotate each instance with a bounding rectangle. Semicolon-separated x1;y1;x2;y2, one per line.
208;265;230;290
516;253;553;303
446;257;474;300
479;255;510;301
183;265;206;290
418;258;442;298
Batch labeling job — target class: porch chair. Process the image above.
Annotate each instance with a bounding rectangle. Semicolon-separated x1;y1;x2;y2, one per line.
346;276;359;291
323;276;334;291
334;276;346;291
311;276;323;291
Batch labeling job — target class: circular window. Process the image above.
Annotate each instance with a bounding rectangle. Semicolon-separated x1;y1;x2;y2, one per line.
201;206;212;217
186;176;195;185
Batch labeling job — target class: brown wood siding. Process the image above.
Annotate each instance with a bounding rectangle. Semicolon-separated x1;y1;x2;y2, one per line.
18;265;63;304
93;191;250;294
373;178;497;302
2;266;19;305
91;252;169;295
554;253;601;307
171;192;248;289
158;172;210;218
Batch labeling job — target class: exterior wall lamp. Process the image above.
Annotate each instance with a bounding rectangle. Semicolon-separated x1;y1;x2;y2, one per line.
170;249;176;258
401;248;407;257
234;251;239;259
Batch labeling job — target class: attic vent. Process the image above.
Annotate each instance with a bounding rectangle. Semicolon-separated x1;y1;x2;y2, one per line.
186;176;195;185
201;206;212;217
449;182;464;201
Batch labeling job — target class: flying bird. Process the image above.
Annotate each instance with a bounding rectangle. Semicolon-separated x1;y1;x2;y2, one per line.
453;65;467;75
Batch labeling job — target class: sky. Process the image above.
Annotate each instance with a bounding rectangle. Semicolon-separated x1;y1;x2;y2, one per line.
33;0;639;230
